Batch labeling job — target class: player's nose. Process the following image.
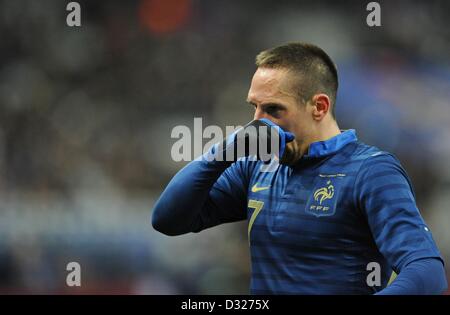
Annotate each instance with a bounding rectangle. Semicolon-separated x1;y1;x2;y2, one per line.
253;108;268;121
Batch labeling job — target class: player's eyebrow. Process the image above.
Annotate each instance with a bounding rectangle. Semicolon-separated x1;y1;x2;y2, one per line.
263;102;285;107
246;100;286;108
259;102;287;110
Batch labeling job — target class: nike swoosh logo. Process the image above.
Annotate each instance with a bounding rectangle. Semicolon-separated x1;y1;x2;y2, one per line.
251;184;271;193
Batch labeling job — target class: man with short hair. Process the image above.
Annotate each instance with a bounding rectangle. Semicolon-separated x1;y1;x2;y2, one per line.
152;42;447;294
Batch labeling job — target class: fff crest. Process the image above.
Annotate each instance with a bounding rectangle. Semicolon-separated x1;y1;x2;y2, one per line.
306;175;343;217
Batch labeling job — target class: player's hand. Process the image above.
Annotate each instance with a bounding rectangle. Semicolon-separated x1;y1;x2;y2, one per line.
204;118;295;163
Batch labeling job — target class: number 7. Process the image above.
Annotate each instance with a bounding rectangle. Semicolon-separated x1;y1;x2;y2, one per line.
247;199;264;243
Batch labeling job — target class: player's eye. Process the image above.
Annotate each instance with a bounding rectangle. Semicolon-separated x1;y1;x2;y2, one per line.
265;105;282;117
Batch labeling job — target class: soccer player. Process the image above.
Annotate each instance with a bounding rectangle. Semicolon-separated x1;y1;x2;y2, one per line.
152;42;447;294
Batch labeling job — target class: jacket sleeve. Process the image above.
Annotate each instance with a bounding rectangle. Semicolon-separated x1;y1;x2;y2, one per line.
152;157;251;236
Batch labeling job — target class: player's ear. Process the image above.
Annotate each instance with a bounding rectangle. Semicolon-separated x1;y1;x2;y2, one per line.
311;94;331;121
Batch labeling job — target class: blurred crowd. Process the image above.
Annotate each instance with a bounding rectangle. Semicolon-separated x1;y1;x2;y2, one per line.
0;0;449;294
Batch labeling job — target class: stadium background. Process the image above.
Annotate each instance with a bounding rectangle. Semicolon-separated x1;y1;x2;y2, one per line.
0;0;449;294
